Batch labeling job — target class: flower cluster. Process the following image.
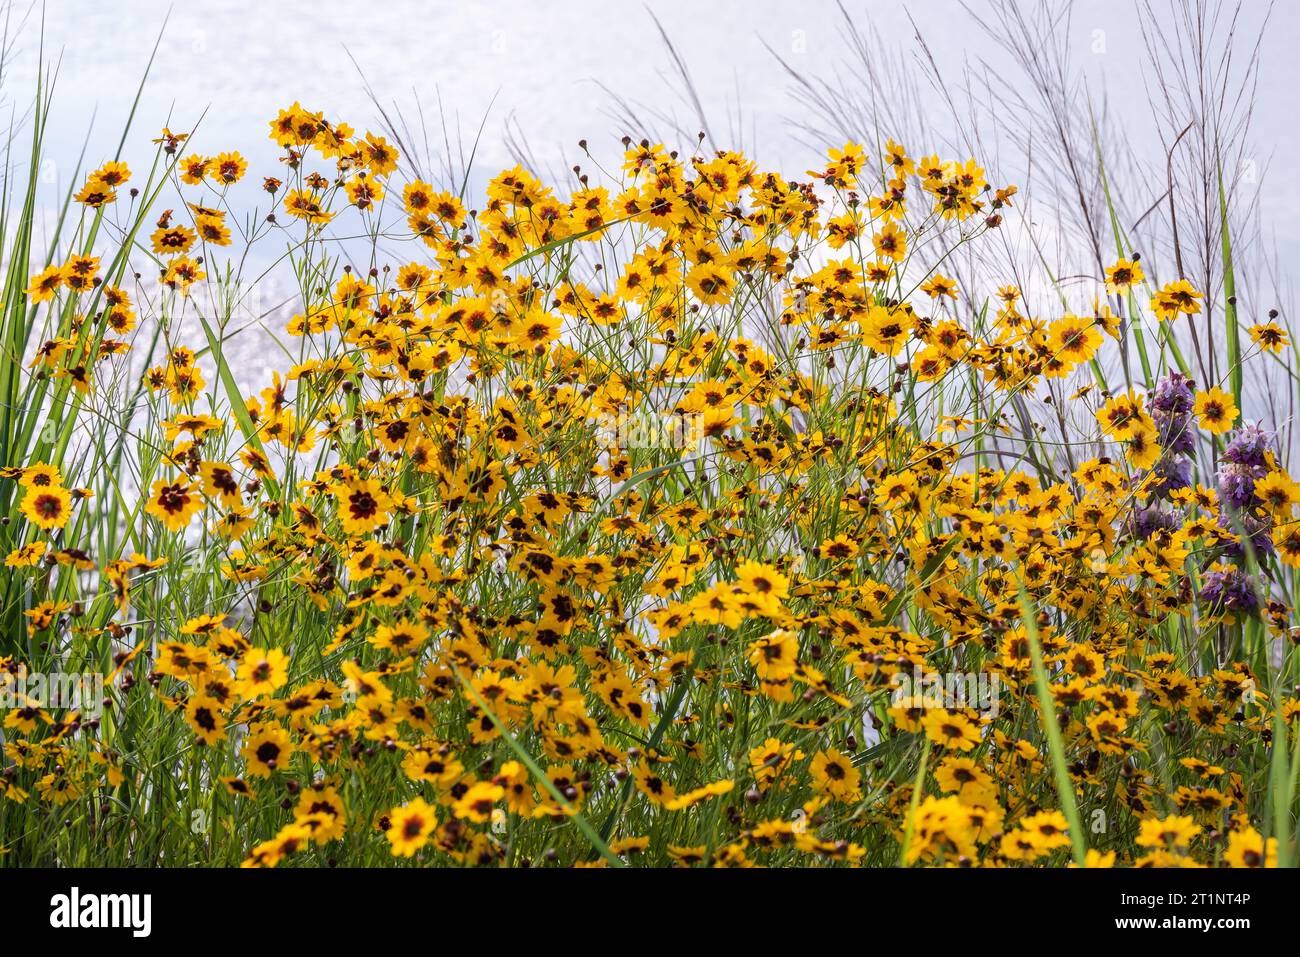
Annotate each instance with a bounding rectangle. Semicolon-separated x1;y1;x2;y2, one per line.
1;113;1298;868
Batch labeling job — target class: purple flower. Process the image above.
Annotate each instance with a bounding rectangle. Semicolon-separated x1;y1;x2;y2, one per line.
1217;509;1276;561
1154;411;1195;456
1216;460;1265;511
1199;566;1260;616
1132;504;1179;539
1144;374;1197;498
1150;372;1195;415
1221;423;1272;469
1148;455;1192;499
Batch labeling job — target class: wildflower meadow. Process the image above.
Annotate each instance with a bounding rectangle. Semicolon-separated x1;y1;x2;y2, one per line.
1;1;1298;889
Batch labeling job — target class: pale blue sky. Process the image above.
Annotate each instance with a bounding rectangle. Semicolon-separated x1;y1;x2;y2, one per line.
10;0;1293;225
6;0;1295;390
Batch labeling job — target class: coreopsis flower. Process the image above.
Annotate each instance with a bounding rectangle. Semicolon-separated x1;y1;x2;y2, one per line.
1020;810;1072;851
346;172;384;210
93;160;131;188
283;188;332;224
194;214;232;246
633;763;678;806
179;154;211;183
906;795;977;864
872;222;907;262
5;542;48;567
1150;279;1203;320
387;798;437;857
61;255;99;292
1047;314;1101;367
196;461;242;508
37;773;82;805
359;133;399;176
295;785;347;844
144;478;204;531
734;560;789;602
333;477;392;535
1193;386;1238;434
151;224;196;256
237;648;290;697
1104;257;1144;293
211;150;247;184
685;261;735;306
920;273;958;299
370;619;429;655
934;756;993;794
747;629;798;681
184;695;228;746
1097;390;1149;440
664;779;734;811
922;709;982;751
74;174;117;207
861;303;914;356
1135;814;1201;850
809;748;862;802
749;738;804;791
1248;321;1288;353
25;264;64;302
162;256;206;292
20;464;61;488
20;484;72;530
1254;470;1300;517
816;142;867;188
1224;826;1277;868
452;781;505;824
243;724;294;777
1125;421;1161;470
